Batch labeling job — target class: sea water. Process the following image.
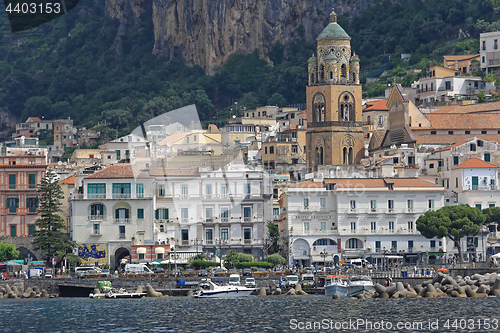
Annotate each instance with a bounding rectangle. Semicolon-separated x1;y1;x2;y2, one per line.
1;296;499;333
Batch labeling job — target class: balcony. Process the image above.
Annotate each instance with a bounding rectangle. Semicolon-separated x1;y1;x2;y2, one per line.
205;240;213;245
182;240;189;246
221;218;229;223
118;233;126;239
463;185;500;191
387;208;396;214
87;194;106;200
112;218;131;224
243;217;252;222
90;215;104;221
206;218;214;223
221;194;228;199
204;194;213;199
243;239;251;244
91;230;101;236
113;193;131;199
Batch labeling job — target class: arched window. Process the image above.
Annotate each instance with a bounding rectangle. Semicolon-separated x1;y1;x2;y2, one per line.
329;71;333;80
319;64;325;82
338;92;355;122
310;73;314;84
313;93;326;123
341;64;347;78
315;147;324;166
342;135;355;165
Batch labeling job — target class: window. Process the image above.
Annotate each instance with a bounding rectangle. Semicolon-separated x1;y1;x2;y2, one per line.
370;222;376;232
470;143;476;151
429;163;434;169
465;130;470;134
205;184;212;198
408;221;414;231
221;207;229;222
273;208;279;216
350;200;356;210
388;200;394;211
181;185;188;199
90;203;103;218
430;240;436;248
269;146;274;154
445;81;451;90
264;147;268;154
205;229;213;241
136;184;144;198
320;222;326;231
375;241;381;250
478;140;484;146
292;145;298;154
116;150;121;159
112;183;131;198
93;223;100;235
407;199;413;210
28;174;36;188
158;184;165;196
350;222;356;231
10;225;16;237
428;200;434;209
485;153;491;162
408;240;413;249
221;184;228;199
388;221;394;231
303;222;310;231
456;178;459;188
370;200;377;211
8;174;16;189
320;198;326;208
181;208;189;222
6;198;19;213
304;198;309;208
448;131;453;135
243;207;252;221
244;228;251;240
28;225;36;236
155;208;168;219
347;238;360;249
483;40;486;50
391;241;397;251
475;204;482;210
181;229;189;241
205;207;213;219
244;184;251;195
430;131;436;135
378;115;384;126
453;156;459;165
137;209;144;219
221;228;229;240
27;198;38;213
119;225;125;238
495;39;498;49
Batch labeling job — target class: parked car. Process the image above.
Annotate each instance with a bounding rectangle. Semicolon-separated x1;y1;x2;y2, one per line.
284;275;299;288
245;277;256;288
172;269;183;277
228;268;238;275
184;269;196;276
256;268;267;276
198;269;208;277
152;267;165;273
100;269;110;277
243;268;253;276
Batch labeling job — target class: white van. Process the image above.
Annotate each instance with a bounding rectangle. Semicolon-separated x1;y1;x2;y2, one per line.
285;275;299;288
350;259;372;269
301;274;315;287
124;264;153;274
229;274;241;285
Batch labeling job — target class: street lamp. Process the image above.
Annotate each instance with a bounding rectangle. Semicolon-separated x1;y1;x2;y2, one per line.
320;251;329;272
217;239;228;268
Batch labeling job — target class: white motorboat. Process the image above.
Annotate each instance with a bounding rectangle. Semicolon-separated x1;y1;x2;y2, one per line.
324;275;374;297
89;288;146;299
194;279;254;298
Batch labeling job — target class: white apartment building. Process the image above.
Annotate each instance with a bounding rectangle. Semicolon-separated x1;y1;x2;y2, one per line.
480;31;500;74
284;178;449;267
71;164;155;269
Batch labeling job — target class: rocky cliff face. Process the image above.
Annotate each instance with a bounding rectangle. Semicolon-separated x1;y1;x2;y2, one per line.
106;0;372;74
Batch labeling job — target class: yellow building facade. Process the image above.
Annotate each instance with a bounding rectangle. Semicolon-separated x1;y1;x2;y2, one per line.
306;11;364;170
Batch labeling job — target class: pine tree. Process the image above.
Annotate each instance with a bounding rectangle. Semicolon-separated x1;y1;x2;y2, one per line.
32;170;76;263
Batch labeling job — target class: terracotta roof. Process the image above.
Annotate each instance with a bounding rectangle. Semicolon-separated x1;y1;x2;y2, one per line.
452;158;499;169
85;164;150;179
443;54;479;61
363;100;388;112
149;168;200;177
369;126;416;151
28;117;42;122
431;101;500;114
158;132;191;145
414;134;500;145
435;139;474;152
289;180;324;188
324;178;442;189
422;113;500;129
58;175;75;185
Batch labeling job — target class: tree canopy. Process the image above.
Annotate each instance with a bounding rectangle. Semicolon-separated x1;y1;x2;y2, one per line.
483;206;500;228
416;204;485;262
266;253;286;266
32;170;76;263
0;242;20;262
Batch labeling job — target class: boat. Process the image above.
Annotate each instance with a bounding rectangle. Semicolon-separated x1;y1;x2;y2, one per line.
324;275;374;297
89;281;146;299
193;279;254;298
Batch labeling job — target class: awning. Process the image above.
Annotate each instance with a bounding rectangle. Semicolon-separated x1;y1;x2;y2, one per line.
136;247;147;254
155;247;165;254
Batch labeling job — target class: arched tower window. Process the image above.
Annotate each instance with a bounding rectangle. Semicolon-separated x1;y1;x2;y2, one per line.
342;135;355;165
313;93;326;123
329;71;333;80
341;64;347;79
338;92;355;122
319;64;325;82
315;147;324;165
310;73;315;84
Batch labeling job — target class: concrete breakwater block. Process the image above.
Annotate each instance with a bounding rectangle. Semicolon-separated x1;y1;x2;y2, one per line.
258;287;267;296
146;284;162;297
332;294;341;299
273;288;282;295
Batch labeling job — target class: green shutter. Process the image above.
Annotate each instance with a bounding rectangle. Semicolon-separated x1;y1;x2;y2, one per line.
115;209;119;219
155;209;159;219
125;209;129;219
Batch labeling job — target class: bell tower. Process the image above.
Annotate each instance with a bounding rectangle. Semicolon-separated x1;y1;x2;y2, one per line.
306;11;363;171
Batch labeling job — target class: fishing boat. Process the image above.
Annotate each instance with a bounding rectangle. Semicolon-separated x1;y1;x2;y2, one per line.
193;279;254;298
89;281;146;299
324;275;374;297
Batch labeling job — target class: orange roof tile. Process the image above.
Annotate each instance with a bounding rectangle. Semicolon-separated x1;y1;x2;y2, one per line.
289;180;324;188
363;100;388;112
28;117;42;122
431;101;500;114
435;139;475;152
443;54;479;61
58;175;75;185
158;132;191;145
423;113;500;129
452;158;499;169
324;178;442;188
85;164;150;179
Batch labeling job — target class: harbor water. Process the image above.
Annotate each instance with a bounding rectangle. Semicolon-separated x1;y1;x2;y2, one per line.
2;296;500;333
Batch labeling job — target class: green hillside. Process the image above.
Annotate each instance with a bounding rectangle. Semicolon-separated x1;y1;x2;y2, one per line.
0;0;499;140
